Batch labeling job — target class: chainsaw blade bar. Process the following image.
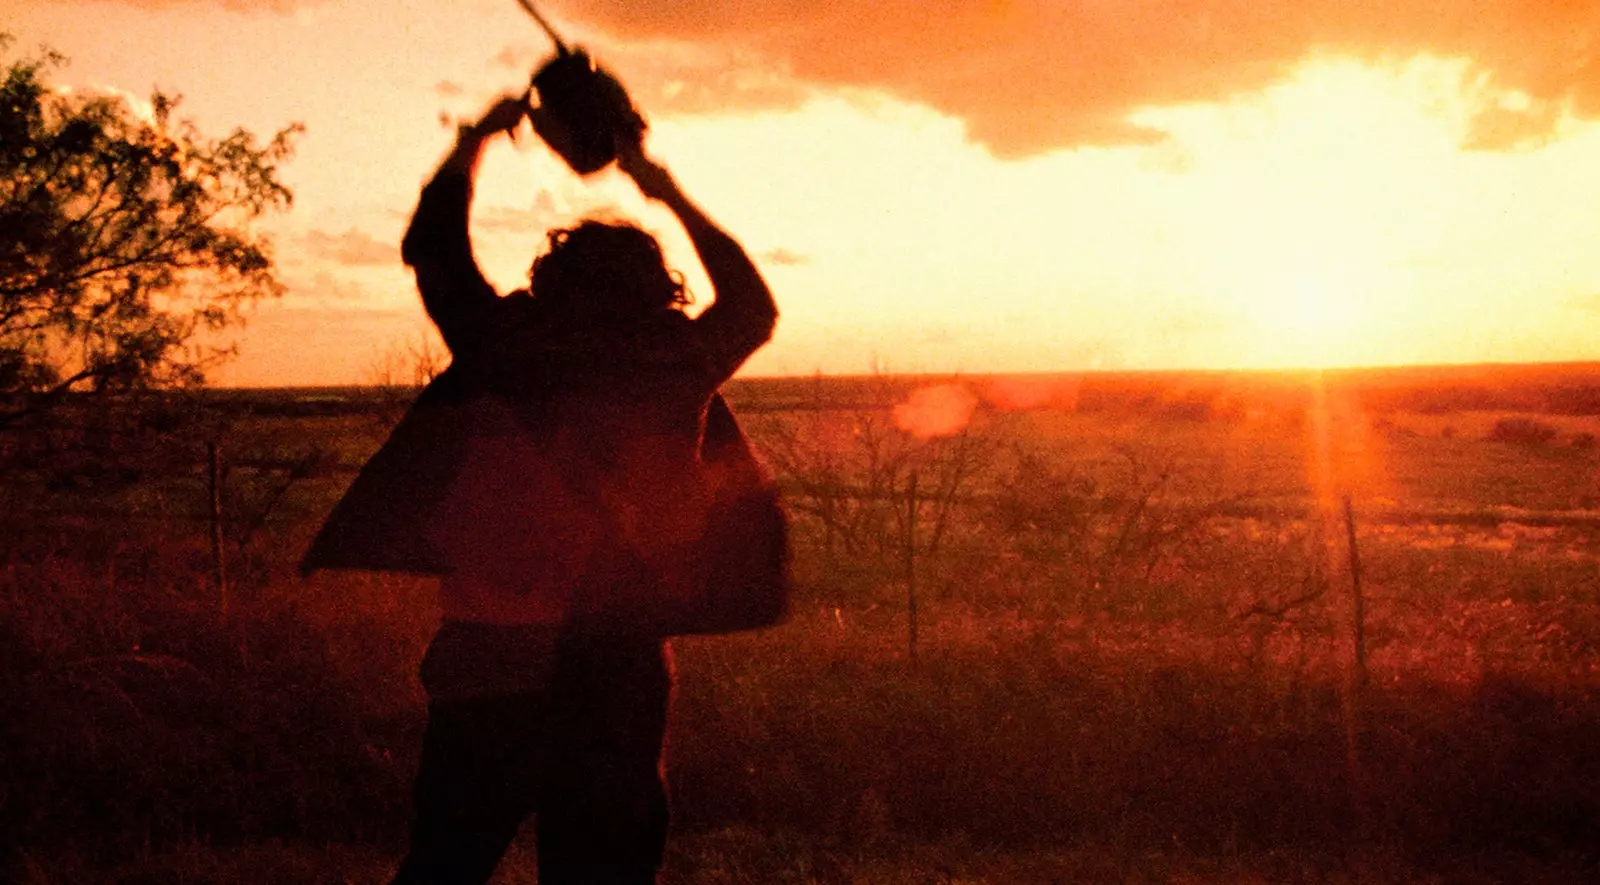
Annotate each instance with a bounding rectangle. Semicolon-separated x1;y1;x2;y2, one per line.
512;0;569;54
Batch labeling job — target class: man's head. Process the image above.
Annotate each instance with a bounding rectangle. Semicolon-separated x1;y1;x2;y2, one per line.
531;221;687;319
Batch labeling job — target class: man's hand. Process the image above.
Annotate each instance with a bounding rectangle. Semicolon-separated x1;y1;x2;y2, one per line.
441;95;530;176
469;95;531;140
616;141;679;204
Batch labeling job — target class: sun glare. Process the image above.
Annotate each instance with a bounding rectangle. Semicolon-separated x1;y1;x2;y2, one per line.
1254;271;1366;367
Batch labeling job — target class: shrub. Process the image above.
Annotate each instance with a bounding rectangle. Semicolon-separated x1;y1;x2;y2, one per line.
1487;417;1559;446
0;534;420;862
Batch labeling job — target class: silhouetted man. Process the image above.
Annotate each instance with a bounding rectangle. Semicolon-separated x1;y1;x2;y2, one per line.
304;92;777;884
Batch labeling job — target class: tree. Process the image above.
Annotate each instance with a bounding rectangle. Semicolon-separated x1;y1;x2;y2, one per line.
0;35;301;432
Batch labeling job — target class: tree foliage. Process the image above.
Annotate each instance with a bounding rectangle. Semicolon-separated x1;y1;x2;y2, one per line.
0;36;301;431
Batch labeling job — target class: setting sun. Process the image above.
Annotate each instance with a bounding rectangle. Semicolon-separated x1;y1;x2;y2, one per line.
1269;279;1361;367
1248;266;1373;368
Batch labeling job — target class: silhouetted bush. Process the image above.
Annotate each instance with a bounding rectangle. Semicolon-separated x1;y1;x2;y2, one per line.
1544;384;1600;415
1488;417;1560;446
0;536;419;862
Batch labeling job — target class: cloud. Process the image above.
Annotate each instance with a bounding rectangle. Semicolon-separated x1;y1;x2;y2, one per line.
1462;93;1568;152
498;38;810;117
285;270;377;306
493;45;531;71
74;0;323;11
757;247;809;267
546;0;1600;156
303;227;397;268
472;192;573;236
54;84;157;122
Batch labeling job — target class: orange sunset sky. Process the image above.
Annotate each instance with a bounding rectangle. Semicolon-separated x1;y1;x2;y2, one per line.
10;0;1600;386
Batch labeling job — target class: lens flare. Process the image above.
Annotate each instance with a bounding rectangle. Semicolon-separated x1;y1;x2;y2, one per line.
894;383;978;438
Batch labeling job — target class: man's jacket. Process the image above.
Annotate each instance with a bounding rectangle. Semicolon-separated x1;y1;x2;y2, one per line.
299;170;786;636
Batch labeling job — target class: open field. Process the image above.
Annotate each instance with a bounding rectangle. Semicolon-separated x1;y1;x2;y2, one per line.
3;364;1599;883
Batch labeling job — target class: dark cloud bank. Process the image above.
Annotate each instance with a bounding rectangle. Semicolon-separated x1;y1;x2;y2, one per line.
99;0;1600;155
551;0;1600;156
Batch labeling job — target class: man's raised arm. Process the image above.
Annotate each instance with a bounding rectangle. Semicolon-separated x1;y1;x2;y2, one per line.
400;98;527;354
617;145;778;384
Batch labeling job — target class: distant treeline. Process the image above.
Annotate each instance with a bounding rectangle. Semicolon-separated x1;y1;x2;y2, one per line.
191;362;1600;421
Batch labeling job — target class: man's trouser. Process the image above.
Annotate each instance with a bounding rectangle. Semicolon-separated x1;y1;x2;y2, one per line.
391;632;671;885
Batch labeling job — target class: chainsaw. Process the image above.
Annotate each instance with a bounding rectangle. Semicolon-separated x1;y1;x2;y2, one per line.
513;0;647;175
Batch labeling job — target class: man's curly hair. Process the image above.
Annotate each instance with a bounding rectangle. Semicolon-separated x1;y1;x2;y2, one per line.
530;220;688;317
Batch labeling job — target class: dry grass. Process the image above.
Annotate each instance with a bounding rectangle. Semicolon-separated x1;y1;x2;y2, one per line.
3;374;1599;882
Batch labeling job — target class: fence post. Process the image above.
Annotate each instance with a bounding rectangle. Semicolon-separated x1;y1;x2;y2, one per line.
1341;493;1368;834
906;469;918;661
1343;494;1367;691
208;441;228;620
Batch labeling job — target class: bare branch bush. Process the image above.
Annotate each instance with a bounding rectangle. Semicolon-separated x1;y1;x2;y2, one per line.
748;380;1269;620
980;442;1258;622
748;378;998;602
363;331;447;427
